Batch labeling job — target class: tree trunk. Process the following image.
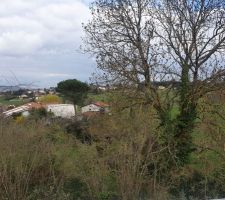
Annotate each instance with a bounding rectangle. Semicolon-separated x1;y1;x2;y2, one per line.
159;63;197;167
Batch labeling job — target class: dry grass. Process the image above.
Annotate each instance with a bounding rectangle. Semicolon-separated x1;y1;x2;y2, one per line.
0;118;72;200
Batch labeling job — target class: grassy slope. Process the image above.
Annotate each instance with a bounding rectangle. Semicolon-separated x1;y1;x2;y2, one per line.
86;92;111;103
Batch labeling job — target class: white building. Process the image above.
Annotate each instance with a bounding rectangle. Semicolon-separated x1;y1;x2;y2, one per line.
158;86;166;90
3;105;29;117
81;102;109;113
3;103;76;119
19;94;29;99
46;104;75;118
82;104;102;113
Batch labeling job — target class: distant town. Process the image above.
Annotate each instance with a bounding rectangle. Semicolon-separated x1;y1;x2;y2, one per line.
0;83;110;120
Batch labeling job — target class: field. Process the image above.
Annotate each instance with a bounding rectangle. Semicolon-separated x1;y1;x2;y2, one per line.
0;96;28;106
86;92;111;102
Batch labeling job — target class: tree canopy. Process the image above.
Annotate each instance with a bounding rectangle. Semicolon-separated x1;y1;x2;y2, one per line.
83;0;225;167
56;79;89;105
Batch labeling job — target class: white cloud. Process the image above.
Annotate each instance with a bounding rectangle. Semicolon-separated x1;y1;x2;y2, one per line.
44;73;73;78
0;31;43;56
0;0;91;57
0;0;95;87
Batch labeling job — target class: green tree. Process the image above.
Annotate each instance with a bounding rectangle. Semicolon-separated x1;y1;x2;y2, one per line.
56;79;89;106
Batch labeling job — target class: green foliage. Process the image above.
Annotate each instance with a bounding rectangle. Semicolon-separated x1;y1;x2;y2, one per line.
66;121;92;144
57;79;89;106
0;96;26;106
39;94;62;104
1;90;225;199
63;178;89;200
29;108;53;120
84;92;111;105
169;170;225;200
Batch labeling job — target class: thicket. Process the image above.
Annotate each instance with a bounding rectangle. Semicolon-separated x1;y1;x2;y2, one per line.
1;90;225;200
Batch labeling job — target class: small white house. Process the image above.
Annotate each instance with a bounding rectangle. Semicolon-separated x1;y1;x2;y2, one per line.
46;104;75;118
81;102;109;114
98;86;107;91
19;94;29;99
81;104;102;113
158;86;166;90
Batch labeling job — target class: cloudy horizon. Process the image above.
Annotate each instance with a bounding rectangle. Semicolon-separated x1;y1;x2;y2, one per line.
0;0;95;88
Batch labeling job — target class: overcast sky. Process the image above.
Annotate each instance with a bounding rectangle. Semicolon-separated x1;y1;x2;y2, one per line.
0;0;95;88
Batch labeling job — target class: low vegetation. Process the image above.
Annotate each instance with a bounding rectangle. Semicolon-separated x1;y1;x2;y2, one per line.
0;89;225;200
39;94;62;104
0;96;27;106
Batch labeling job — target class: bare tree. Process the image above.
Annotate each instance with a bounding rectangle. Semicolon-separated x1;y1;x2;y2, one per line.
83;0;225;167
83;0;159;85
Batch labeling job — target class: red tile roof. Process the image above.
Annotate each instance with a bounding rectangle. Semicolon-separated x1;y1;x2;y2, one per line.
24;102;44;110
94;101;109;107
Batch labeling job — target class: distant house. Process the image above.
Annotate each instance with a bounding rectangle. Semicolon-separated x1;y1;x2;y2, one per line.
19;94;29;99
46;104;75;118
27;91;33;94
81;102;110;114
3;102;76;119
158;86;166;90
3;105;29;117
38;90;46;95
81;104;102;113
98;86;107;91
33;89;46;98
3;102;43;117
